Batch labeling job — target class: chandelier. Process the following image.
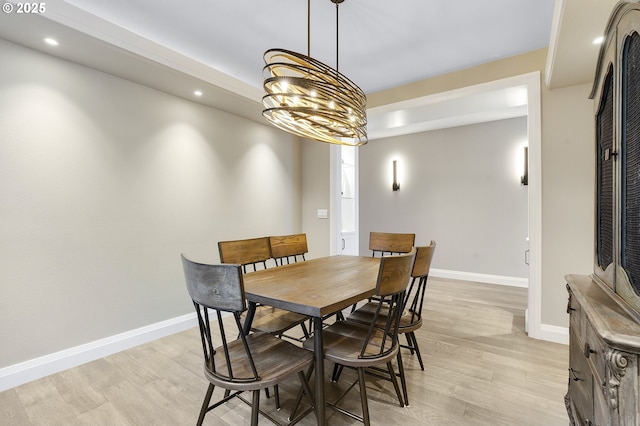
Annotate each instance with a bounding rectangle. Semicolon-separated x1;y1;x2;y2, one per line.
262;0;367;146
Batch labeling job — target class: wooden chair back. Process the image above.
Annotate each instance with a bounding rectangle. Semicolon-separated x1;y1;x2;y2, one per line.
181;255;258;382
369;232;415;257
182;255;246;313
361;249;416;359
218;237;272;273
269;233;308;265
376;248;416;297
404;241;436;327
411;240;436;278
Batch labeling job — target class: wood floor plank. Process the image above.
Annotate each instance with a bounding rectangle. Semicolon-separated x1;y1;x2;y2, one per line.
0;389;30;425
74;401;133;426
14;377;81;425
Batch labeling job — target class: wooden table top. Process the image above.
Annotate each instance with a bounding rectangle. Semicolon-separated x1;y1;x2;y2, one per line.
242;256;381;317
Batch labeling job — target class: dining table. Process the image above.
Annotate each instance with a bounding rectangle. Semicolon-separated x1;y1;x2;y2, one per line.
242;255;381;426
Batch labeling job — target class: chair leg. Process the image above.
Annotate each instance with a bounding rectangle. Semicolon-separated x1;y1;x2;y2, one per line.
409;332;425;370
405;333;415;355
331;363;344;383
251;390;260;426
300;322;310;339
293;369;317;420
274;384;281;410
299;370;317;410
290;365;315;421
357;368;370;426
197;383;215;426
396;351;409;407
386;361;404;408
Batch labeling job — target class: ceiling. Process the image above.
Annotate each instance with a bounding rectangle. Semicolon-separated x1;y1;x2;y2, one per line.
546;0;620;89
0;0;622;138
29;0;558;94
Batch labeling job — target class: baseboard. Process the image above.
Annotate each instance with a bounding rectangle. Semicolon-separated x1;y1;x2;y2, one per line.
0;312;198;392
530;323;569;345
430;268;529;288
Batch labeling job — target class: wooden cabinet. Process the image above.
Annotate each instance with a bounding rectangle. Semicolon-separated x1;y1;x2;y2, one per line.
591;1;640;310
566;2;640;425
566;275;640;425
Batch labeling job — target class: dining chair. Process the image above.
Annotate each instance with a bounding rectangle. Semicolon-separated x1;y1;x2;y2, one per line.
348;231;415;314
269;233;344;329
292;249;416;426
368;232;415;257
269;233;308;266
181;255;316;426
346;241;436;406
218;237;310;339
218;237;275;273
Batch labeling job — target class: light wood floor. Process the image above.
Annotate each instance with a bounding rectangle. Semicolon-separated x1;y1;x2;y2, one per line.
0;278;569;425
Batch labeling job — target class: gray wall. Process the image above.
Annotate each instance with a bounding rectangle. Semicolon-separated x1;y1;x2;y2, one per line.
0;39;302;368
0;37;597;373
359;117;529;278
366;49;595;331
301;140;331;259
541;82;594;326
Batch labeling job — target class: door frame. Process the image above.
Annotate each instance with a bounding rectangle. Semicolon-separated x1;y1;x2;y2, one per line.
329;144;360;256
330;71;546;341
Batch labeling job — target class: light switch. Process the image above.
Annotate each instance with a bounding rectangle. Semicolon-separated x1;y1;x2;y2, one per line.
317;209;328;219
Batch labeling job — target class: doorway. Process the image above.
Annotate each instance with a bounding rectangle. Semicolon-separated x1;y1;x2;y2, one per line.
331;72;543;339
332;145;359;255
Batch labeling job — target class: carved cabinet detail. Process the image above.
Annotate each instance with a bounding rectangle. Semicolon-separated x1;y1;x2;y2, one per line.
566;276;640;425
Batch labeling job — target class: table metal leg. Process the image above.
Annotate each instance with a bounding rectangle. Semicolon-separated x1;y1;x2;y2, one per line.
313;316;325;426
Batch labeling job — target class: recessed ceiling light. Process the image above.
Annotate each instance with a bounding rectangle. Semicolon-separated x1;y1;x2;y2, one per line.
44;38;59;46
593;36;604;45
194;90;203;97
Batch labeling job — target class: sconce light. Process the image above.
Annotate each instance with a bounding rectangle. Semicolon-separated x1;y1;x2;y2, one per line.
521;146;529;186
392;160;400;191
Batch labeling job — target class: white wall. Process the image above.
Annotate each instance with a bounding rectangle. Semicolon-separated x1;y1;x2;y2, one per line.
359;117;529;279
0;39;301;369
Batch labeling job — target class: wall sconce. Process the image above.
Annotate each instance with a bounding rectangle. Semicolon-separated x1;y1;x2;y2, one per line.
521;146;528;186
392;160;400;191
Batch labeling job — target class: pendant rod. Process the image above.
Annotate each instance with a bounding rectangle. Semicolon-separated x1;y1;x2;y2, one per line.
307;0;311;57
335;1;339;76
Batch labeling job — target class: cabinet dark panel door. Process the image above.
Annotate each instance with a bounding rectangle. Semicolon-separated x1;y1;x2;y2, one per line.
597;65;615;278
622;31;640;296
